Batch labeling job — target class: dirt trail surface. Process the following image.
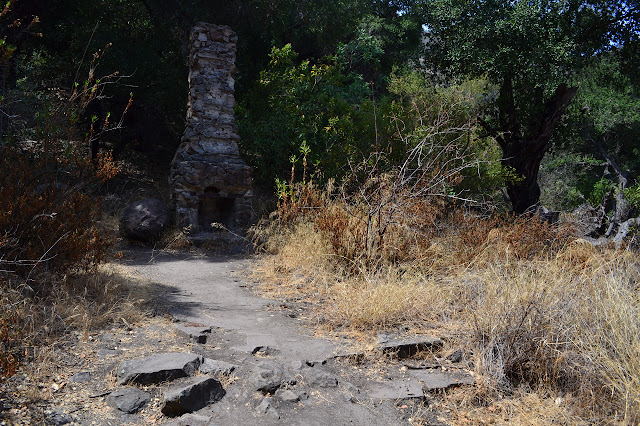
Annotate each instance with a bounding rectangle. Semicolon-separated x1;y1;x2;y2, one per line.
132;251;339;362
123;249;433;425
1;249;469;425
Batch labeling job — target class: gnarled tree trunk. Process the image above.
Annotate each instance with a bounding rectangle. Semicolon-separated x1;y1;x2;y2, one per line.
482;78;578;214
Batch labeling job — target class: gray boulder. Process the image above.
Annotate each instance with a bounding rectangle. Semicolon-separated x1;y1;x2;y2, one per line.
161;377;226;417
119;198;170;242
108;387;151;414
251;361;296;394
117;352;202;385
199;358;238;376
303;367;338;388
165;413;218;426
408;369;475;391
376;333;443;358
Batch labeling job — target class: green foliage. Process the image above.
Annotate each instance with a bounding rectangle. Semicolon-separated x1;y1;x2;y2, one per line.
624;183;640;211
421;0;638;213
238;44;385;184
336;13;422;84
544;53;640;210
387;69;513;201
588;178;617;207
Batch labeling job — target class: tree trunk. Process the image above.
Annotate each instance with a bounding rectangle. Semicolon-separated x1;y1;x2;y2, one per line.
484;79;578;214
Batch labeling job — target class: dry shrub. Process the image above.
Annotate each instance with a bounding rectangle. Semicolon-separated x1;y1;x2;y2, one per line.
0;287;24;380
254;197;640;421
0;147;112;278
275;180;327;226
465;248;640;422
0;265;151;384
454;211;576;264
0;144;123;382
322;271;464;332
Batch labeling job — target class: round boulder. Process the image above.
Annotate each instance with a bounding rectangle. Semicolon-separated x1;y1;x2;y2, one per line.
120;198;170;242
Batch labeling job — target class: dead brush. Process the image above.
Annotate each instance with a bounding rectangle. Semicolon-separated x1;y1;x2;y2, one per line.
0;264;152;385
0;285;25;380
453;211;576;265
462;247;640;423
254;201;640;422
0;147;114;278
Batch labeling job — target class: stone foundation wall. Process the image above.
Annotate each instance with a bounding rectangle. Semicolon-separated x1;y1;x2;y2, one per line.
170;23;252;234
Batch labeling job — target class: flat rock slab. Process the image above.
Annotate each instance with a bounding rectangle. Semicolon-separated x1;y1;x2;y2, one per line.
376;333;443;358
251;361;296;394
117;352;202;385
367;379;425;400
199;358;238;376
173;323;213;344
408;369;475;391
275;389;300;403
162;377;226;417
165;413;218;426
256;396;280;419
302;367;339;388
108;387;150;414
69;372;91;383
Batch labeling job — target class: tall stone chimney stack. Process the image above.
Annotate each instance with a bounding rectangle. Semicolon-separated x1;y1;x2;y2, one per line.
170;23;252;236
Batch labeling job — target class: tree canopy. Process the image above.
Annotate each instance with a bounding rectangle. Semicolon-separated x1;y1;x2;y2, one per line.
419;0;639;212
1;0;639;217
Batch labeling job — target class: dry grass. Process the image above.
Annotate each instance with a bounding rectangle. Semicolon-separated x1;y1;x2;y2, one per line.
252;210;640;423
0;263;154;385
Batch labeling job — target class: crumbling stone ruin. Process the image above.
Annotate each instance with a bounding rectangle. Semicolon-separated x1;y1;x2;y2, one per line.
170;23;252;236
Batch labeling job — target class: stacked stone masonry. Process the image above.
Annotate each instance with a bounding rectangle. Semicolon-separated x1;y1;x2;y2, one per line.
170;23;252;234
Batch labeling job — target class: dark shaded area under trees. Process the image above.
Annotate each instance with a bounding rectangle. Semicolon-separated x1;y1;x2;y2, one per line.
1;0;639;222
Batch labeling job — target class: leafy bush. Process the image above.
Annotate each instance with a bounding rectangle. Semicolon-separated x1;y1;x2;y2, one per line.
238;44;389;184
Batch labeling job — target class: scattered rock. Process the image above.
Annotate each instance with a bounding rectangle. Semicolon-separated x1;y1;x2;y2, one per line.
290;359;308;370
199;358;238;376
303;367;338;388
276;389;300;403
251;361;295;394
45;409;72;425
173;324;212;345
256;396;280;419
251;346;279;356
119;198;170;242
317;349;365;365
117;352;202;385
408;369;475;391
298;391;310;401
445;350;464;363
97;349;122;359
108;387;150;414
166;413;218;426
367;379;425;400
376;333;443;358
162;377;226;417
342;382;362;403
69;371;91;383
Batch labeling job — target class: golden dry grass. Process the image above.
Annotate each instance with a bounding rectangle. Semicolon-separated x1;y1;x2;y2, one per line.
252;216;640;424
0;263;154;385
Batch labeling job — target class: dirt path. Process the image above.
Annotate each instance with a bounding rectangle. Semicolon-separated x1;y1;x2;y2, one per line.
120;249;433;425
1;249;455;425
130;251;341;363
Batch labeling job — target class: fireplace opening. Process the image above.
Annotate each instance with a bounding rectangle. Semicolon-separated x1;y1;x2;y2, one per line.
198;187;235;232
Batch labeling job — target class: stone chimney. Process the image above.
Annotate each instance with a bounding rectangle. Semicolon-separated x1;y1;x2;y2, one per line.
170;23;252;236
